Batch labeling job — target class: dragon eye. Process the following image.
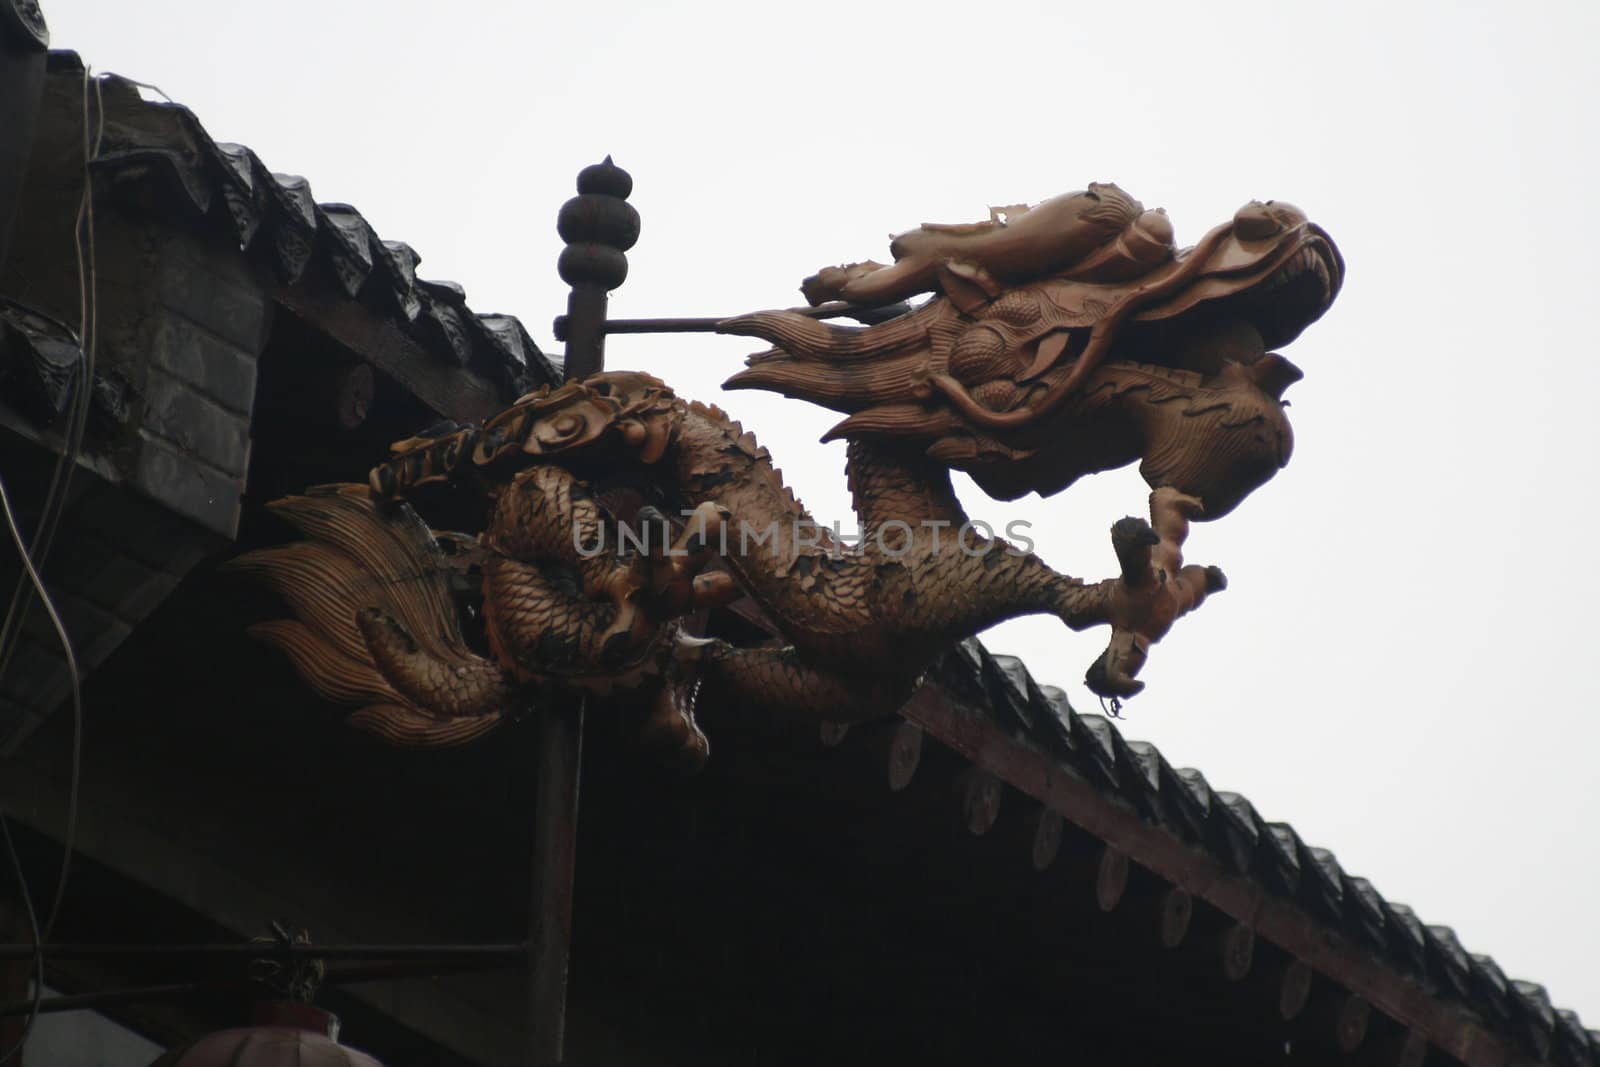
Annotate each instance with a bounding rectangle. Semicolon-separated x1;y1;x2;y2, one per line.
1233;201;1283;240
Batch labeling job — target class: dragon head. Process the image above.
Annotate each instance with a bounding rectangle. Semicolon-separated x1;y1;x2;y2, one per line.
1099;199;1341;399
724;192;1343;518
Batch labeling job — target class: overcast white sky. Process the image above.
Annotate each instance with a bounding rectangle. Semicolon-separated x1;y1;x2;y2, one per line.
52;0;1600;1020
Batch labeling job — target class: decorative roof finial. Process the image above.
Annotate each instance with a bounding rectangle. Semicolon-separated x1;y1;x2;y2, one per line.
558;157;638;291
556;157;638;378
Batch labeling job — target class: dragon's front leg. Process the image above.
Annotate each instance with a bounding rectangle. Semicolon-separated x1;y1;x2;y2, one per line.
1059;488;1227;699
666;489;1224;725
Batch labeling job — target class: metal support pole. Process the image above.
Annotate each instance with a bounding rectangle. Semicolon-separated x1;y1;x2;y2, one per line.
549;300;915;340
527;157;638;1066
528;703;581;1065
0;943;530;960
0;956;528;1018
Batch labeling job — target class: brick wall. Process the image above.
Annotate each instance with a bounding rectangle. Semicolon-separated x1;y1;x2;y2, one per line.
0;216;269;751
128;229;272;538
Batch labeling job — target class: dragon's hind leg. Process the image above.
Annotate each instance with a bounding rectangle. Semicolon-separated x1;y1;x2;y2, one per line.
479;467;733;688
686;639;918;724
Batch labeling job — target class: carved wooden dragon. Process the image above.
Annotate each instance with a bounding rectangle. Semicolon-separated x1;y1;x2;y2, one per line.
230;185;1342;767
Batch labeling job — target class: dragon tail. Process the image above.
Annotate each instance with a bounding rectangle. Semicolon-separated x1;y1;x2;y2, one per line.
224;484;516;746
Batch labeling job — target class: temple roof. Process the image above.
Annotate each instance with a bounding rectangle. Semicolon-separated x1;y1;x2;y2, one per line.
923;637;1597;1065
2;49;1591;1067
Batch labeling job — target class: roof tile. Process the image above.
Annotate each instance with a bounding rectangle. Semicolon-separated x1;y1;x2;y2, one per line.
62;58;557;392
1511;980;1556;1060
1424;925;1475;1001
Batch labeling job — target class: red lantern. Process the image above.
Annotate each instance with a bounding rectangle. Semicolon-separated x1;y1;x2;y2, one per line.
149;1002;384;1067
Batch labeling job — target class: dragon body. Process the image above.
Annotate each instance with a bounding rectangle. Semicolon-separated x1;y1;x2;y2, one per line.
232;185;1342;767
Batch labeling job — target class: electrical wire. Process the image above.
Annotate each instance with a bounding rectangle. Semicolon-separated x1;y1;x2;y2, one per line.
0;819;42;1065
0;473;82;938
0;472;81;1062
0;63;100;1061
112;76;172;104
0;67;101;677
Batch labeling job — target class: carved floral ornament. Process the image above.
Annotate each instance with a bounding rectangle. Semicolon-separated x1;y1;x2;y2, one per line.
231;182;1342;768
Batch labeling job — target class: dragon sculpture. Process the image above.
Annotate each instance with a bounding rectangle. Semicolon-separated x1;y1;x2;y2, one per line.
230;181;1342;768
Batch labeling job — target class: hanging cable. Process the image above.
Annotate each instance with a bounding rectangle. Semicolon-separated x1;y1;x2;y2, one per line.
0;64;100;1062
0;66;101;676
111;76;172;104
0;63;94;936
0;474;81;1062
0;473;82;937
0;818;42;1065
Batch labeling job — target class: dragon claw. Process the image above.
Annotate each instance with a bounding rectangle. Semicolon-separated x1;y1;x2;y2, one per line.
1086;635;1148;699
640;661;710;773
1110;516;1160;548
630;501;735;612
1083;490;1227;702
672;631;717;663
1204;565;1227;592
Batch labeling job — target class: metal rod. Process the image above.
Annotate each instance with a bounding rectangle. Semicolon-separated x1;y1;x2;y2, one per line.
0;957;526;1017
589;317;723;335
530;156;635;1066
323;959;527;985
1;980;210;1017
550;300;914;340
528;703;582;1066
0;943;529;961
558;287;609;377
